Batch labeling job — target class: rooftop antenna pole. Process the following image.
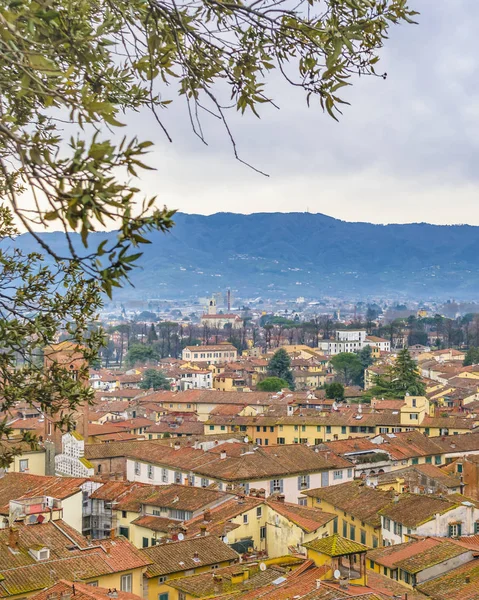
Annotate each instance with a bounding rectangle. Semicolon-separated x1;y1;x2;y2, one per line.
227;289;231;312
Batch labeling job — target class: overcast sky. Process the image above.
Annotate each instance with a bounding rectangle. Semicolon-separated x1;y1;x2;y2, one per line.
96;1;478;225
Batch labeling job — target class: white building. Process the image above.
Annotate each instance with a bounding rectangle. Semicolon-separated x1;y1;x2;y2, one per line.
380;495;479;545
182;344;237;365
179;369;213;390
125;443;354;505
319;330;390;355
55;432;95;478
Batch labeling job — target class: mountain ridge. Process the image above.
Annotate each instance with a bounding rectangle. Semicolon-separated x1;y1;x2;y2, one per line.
7;212;479;299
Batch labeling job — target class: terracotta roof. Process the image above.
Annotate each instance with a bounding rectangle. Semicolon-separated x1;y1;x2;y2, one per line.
146;420;204;435
0;520;151;598
417;558;479;600
266;500;336;533
367;537;468;573
433;434;479;453
379;493;460;528
0;473;87;514
372;430;444;460
184;345;237;352
303;534;368;556
131;515;178;532
166;563;285;597
88;440;351;482
183;497;263;537
30;580;141;600
141;536;239;577
376;463;461;489
303;480;394;527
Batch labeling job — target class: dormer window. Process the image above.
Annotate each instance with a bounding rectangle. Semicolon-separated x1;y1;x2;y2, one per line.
29;546;50;561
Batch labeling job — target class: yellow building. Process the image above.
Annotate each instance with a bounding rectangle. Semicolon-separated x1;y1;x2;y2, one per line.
305;480;394;549
304;534;369;586
0;520;151;600
140;536;239;600
3;442;46;476
182;496;337;559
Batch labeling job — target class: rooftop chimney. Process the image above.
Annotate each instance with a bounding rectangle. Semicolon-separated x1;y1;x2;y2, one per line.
220;450;227;460
174;442;181;450
200;525;207;536
203;510;211;522
7;527;19;551
276;494;285;503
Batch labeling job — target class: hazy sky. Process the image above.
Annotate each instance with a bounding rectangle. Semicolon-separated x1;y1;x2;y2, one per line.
130;0;479;225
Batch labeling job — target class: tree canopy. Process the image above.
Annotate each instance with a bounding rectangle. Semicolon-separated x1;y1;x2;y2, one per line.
140;368;171;390
372;348;425;398
125;343;159;366
464;347;479;367
331;352;363;386
324;382;345;401
257;376;289;392
267;348;294;389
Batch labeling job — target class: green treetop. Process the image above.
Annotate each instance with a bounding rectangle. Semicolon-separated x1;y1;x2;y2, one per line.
267;349;294;389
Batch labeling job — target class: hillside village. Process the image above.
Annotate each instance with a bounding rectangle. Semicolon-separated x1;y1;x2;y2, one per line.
5;315;479;600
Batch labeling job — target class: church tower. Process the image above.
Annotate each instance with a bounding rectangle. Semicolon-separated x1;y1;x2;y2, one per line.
43;341;90;474
208;296;217;315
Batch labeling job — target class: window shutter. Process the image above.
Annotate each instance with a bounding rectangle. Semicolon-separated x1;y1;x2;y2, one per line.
280;479;284;493
298;476;302;490
306;475;310;488
448;524;453;537
270;480;274;494
458;523;462;536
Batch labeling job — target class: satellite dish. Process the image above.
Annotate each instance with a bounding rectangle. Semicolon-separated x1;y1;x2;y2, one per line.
177;533;184;541
334;569;341;579
259;563;267;572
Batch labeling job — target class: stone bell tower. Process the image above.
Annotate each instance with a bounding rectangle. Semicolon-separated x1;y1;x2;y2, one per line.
43;341;90;474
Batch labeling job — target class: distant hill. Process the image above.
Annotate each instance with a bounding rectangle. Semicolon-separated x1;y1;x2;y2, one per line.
7;212;479;299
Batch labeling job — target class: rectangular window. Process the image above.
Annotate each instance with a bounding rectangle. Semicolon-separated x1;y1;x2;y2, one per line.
347;469;353;478
135;462;141;475
256;507;262;518
19;459;28;472
122;510;127;519
350;524;356;540
142;537;149;548
162;468;168;483
120;574;132;593
343;521;347;537
201;478;209;487
260;526;266;539
412;458;419;465
448;523;462;537
326;426;331;434
360;530;366;545
148;464;154;479
277;437;285;444
243;514;248;524
119;526;129;539
158;594;169;600
383;517;390;531
316;426;321;432
370;560;375;569
372;535;378;548
426;456;432;464
333;470;343;480
435;455;441;465
209;425;214;430
394;522;403;537
458;463;463;473
341;426;347;434
475;522;479;534
270;427;274;432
